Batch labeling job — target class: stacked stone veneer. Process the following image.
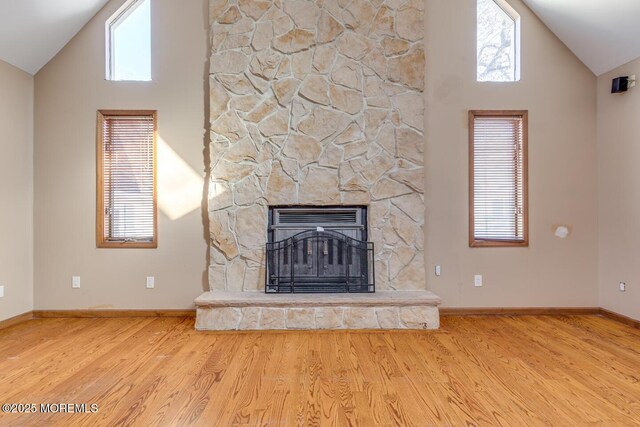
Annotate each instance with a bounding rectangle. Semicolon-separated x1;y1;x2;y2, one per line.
207;0;426;292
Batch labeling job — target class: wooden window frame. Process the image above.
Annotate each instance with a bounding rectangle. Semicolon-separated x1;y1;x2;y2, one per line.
96;110;158;249
469;110;528;248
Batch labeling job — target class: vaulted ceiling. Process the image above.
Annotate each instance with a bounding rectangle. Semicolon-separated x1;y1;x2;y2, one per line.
0;0;639;76
521;0;640;75
0;0;109;75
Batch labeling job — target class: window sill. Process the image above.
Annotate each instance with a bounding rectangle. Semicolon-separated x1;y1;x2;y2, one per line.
97;241;157;249
470;239;528;248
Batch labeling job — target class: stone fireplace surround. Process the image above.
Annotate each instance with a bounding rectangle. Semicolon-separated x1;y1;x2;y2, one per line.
195;0;440;330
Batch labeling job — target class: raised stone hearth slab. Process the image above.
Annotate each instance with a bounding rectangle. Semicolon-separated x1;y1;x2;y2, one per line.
195;291;441;330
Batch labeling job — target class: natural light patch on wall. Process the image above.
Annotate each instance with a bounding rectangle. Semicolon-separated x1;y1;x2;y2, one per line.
157;138;203;220
106;0;151;81
477;0;520;82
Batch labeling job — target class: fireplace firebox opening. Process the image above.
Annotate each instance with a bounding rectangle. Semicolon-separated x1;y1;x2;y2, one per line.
266;206;374;294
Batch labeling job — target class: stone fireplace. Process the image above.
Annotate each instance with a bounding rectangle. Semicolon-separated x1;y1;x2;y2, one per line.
195;0;440;330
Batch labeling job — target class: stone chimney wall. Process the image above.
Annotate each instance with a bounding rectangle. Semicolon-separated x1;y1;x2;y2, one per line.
207;0;426;292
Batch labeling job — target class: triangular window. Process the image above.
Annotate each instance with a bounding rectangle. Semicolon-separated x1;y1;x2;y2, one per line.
106;0;151;81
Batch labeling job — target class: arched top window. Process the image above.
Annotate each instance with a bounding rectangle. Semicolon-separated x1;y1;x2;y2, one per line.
106;0;151;81
477;0;520;82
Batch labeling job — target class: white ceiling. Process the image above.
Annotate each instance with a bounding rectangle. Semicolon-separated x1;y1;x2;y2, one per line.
522;0;640;75
0;0;109;75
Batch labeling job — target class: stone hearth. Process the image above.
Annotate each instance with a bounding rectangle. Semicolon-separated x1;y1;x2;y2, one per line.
196;291;440;330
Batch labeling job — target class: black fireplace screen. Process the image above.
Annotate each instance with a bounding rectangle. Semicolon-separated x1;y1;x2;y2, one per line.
266;207;375;293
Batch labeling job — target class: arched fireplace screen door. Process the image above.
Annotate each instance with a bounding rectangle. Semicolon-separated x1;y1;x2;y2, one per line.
266;207;375;293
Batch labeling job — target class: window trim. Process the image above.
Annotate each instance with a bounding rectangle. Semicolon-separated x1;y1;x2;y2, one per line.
469;110;528;248
96;110;158;249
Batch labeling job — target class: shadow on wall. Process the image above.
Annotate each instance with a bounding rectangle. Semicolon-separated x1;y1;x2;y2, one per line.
156;134;219;294
202;0;212;293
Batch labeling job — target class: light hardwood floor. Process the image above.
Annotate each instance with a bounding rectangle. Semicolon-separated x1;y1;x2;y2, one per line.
0;315;639;426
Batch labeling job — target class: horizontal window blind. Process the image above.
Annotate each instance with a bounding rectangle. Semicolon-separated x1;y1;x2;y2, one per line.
470;111;528;246
97;111;157;248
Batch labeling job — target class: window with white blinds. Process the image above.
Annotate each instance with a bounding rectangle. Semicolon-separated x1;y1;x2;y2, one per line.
97;110;157;248
469;110;528;247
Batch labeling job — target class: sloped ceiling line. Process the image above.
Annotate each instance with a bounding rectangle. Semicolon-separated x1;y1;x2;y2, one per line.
522;0;640;75
0;0;110;74
1;0;639;76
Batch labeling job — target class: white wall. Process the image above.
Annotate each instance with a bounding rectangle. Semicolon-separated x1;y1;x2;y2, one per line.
33;0;209;310
597;57;640;321
425;0;599;308
0;59;34;321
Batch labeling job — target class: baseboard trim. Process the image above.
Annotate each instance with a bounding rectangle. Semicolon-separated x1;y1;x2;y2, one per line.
440;307;601;316
598;308;640;329
32;309;196;318
0;311;34;331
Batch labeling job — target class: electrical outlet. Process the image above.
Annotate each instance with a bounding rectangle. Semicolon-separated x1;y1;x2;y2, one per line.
72;276;81;289
435;265;441;276
474;275;483;287
619;282;626;292
0;285;4;298
146;276;155;289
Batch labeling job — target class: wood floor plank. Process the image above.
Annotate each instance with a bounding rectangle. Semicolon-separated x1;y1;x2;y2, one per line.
1;315;640;426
